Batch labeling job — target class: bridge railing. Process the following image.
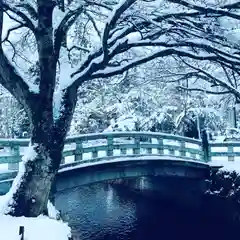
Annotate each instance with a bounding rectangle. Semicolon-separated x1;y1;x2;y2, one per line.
0;132;204;173
209;141;240;162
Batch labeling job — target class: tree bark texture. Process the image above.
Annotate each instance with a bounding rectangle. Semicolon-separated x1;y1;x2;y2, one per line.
6;84;77;217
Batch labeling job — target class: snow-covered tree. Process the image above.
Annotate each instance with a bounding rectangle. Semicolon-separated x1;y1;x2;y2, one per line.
1;0;240;218
0;87;29;138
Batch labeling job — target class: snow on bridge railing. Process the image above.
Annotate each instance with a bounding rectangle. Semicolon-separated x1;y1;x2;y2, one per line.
0;132;205;173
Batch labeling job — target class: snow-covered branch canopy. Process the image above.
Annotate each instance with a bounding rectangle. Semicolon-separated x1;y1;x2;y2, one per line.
0;0;240;113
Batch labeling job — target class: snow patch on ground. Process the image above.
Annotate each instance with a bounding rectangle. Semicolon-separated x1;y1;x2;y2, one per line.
0;144;71;240
0;215;71;240
210;159;240;173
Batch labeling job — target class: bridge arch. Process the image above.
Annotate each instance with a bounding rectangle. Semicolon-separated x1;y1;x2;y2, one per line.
55;157;211;192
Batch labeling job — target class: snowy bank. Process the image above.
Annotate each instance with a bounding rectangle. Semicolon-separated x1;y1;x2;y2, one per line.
0;144;71;240
0;214;71;240
210;159;240;173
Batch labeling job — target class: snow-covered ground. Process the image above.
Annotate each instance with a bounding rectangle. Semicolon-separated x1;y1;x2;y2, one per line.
0;215;71;240
210;159;240;172
0;147;71;240
0;182;71;240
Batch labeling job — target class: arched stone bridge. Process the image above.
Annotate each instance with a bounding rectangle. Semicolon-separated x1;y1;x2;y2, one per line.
0;132;233;194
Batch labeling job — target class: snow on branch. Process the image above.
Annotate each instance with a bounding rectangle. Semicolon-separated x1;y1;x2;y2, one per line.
102;0;136;62
169;0;240;20
89;48;228;79
60;0;240;92
1;23;25;43
175;59;240;100
2;2;37;32
54;5;84;59
14;2;38;20
0;1;35;110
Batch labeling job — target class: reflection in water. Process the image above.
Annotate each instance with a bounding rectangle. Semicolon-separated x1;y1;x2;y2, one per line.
55;182;239;240
106;186;114;213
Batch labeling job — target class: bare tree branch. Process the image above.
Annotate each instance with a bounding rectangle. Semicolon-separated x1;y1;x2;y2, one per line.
2;2;37;33
223;1;240;9
169;0;240;20
76;48;233;81
177;86;231;95
221;63;235;87
1;24;25;43
102;0;136;63
5;39;17;62
0;0;33;113
15;3;38;20
84;11;101;39
85;0;113;11
54;6;84;60
177;59;240;100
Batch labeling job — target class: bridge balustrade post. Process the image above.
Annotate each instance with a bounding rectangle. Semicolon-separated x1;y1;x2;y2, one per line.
133;136;140;155
8;145;20;171
120;148;127;155
147;138;152;155
92;148;98;159
169;147;175;156
75;140;83;161
190;152;196;159
207;144;212;162
157;138;163;155
201;129;210;162
180;141;186;158
107;136;113;157
60;156;65;165
228;145;234;162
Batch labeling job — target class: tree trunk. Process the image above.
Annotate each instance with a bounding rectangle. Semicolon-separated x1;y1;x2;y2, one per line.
5;85;77;217
6;102;66;217
6;135;64;217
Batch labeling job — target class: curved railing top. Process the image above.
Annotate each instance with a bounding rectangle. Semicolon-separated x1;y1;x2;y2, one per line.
65;131;202;144
0;131;202;147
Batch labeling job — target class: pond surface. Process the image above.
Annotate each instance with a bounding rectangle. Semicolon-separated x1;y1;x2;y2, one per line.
55;182;239;240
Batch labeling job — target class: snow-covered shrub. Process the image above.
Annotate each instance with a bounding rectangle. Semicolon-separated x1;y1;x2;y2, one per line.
207;170;240;199
224;128;240;140
205;170;240;222
0;91;30;138
176;108;225;139
104;111;176;133
70;108;115;134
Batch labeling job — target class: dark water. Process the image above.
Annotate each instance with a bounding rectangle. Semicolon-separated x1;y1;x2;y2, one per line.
55;182;239;240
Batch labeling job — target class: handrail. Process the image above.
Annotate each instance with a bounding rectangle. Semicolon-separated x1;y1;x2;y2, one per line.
0;132;204;173
3;131;240;175
65;131;202;144
0;131;202;146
